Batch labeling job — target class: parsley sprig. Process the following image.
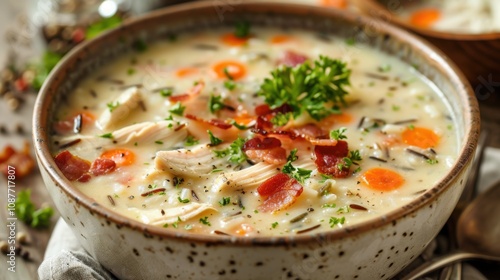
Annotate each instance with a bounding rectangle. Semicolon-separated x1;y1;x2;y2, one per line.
214;137;247;164
282;149;312;184
258;55;351;121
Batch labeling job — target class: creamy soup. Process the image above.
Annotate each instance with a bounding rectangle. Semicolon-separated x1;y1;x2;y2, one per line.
50;26;457;236
400;0;500;33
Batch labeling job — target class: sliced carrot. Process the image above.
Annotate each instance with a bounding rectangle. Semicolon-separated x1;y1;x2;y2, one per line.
234;223;254;236
410;8;441;28
221;33;249;46
100;148;135;167
319;0;347;9
270;35;294;44
175;67;198;78
362;167;405;191
402;127;439;149
212;60;247;80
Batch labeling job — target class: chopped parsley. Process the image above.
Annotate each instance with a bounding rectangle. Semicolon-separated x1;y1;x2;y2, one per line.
199;216;211;226
287;149;298;162
224;80;237;90
282;161;312;184
218;197;231;206
392;105;400;111
184;135;199;146
160;88;173;97
155;140;163;145
177;197;190;204
85;15;122;39
330;127;347;140
426;159;439;165
99;132;113;139
271;222;279;229
408;124;415;130
336;206;350;214
258;55;350;121
208;130;223;146
127;68;136;75
169;102;186;116
329;216;345;228
345;37;356;46
213;137;247;164
107;101;120;112
322;203;336;208
271;112;292;126
234;21;250;38
15;190;54;228
230;120;249;130
209;94;225;113
378;64;392;72
319;174;332;183
223;67;234;80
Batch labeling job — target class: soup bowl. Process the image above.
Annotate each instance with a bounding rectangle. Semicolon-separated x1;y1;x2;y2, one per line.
33;2;479;279
353;0;500;93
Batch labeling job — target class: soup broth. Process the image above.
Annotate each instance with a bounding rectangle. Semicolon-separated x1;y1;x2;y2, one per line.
50;27;458;236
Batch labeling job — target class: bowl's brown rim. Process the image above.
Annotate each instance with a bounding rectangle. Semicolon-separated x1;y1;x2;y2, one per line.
353;0;500;41
33;1;480;246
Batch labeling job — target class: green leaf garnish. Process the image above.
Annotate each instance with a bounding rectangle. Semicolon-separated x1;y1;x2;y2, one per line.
86;15;122;39
208;130;223;146
213;137;247;164
234;21;250;38
15;190;54;228
330;127;347;140
209;95;225;113
107;101;120;112
219;197;231;206
258;55;350;121
184;135;199;146
169;102;186;116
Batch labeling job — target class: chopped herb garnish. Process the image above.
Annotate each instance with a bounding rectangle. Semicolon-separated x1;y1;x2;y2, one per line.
213;137;247;163
160;89;173;97
127;68;136;75
184;224;193;230
209;94;225;113
234;21;250;38
219;197;231;206
184;135;199;146
322;203;336;208
169;102;186;116
353;166;362;173
319;174;332;183
345;38;356;45
155;140;163;145
378;64;392;72
408;124;415;130
258;55;350;121
32;51;63;90
223;67;234;80
336;206;350;214
224;80;237;90
271;222;279;229
208;130;223;146
199;216;211;226
230;120;249;130
287;148;298;162
271;112;292;126
349;150;362;161
426;159;439;165
15;190;54;228
330;127;347;140
210;169;223;173
282;161;312;184
177;197;190;204
392;105;400;111
329;216;345;228
99;132;113;139
107;101;120;112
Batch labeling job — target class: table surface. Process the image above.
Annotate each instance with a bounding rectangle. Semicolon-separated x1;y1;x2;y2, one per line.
1;1;500;280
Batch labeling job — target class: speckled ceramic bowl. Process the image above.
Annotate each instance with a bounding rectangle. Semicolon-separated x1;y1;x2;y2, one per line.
33;2;479;279
352;0;500;90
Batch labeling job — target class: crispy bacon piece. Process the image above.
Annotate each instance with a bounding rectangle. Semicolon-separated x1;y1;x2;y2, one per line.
90;158;116;176
169;81;205;102
243;137;287;164
277;50;308;67
54;150;91;182
314;140;350;178
257;173;303;212
0;143;35;179
185;114;232;130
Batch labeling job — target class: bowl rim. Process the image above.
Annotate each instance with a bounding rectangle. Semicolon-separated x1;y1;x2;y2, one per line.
352;0;500;41
33;0;480;245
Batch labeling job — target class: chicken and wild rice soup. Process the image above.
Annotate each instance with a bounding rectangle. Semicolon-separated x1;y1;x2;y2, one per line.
51;25;458;236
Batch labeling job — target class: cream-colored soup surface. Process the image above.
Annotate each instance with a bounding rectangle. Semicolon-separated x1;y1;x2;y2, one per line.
51;27;457;236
